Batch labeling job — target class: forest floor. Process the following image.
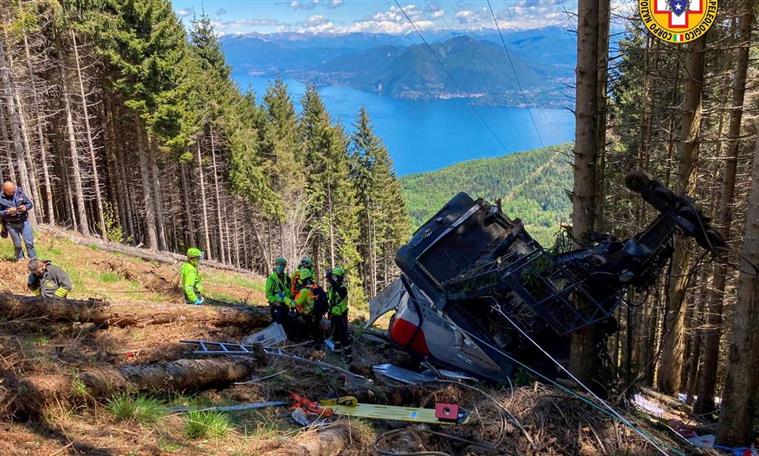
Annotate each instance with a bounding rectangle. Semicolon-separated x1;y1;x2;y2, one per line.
0;229;710;455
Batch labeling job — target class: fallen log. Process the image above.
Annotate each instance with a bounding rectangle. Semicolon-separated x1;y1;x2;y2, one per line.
261;423;352;456
0;293;110;323
5;355;265;418
107;302;271;329
79;357;263;397
0;293;270;329
287;425;350;456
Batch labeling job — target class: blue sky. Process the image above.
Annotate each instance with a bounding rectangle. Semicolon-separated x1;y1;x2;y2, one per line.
169;0;636;35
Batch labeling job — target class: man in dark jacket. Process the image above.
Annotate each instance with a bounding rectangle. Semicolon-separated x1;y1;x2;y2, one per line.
27;259;72;299
0;181;35;260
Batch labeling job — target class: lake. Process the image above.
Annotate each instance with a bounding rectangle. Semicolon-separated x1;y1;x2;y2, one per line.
234;74;575;175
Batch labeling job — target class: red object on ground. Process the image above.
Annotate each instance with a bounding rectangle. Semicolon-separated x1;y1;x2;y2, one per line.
290;393;333;417
434;403;460;422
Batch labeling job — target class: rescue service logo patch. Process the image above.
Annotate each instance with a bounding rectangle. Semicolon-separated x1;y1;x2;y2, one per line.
639;0;718;44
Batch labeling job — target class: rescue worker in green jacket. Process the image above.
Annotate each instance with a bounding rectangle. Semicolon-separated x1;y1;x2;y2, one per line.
292;267;328;342
27;259;72;299
326;266;352;362
290;256;315;296
181;248;204;305
266;257;293;326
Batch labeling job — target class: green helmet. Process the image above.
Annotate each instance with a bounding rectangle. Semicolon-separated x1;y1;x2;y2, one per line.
300;256;314;269
330;266;346;278
298;268;314;282
275;257;287;266
187;247;202;259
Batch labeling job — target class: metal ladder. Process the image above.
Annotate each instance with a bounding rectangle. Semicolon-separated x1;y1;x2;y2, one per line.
181;340;260;355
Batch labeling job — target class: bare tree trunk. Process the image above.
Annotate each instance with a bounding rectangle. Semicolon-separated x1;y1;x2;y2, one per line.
148;140;167;251
232;202;241;268
717;121;759;445
180;161;195;248
695;1;753;414
0;40;36;225
22;32;54;224
71;32;105;237
569;0;608;384
0;103;17;183
657;38;706;394
136;124;158;250
209;124;226;263
55;33;89;235
196;140;212;258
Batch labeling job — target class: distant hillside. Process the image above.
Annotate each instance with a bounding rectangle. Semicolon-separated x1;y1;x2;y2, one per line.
350;36;551;101
401;145;573;246
220;28;575;107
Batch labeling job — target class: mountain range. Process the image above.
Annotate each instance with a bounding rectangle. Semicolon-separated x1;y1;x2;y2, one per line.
220;27;576;107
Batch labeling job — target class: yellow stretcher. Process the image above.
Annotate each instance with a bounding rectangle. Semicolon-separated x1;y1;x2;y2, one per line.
319;397;470;425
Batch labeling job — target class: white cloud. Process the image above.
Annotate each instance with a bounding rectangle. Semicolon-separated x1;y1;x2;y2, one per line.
176;7;192;18
290;0;319;10
328;0;343;8
212;18;285;35
296;14;337;33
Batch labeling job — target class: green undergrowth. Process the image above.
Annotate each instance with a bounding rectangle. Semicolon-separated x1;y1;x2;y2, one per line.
184;411;231;439
108;394;167;425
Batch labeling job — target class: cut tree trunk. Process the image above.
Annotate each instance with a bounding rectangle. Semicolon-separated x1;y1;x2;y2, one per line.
80;357;261;397
0;293;110;323
0;293;269;329
5;358;262;417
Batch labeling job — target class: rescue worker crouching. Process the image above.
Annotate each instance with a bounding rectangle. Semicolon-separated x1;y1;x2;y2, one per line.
291;267;328;342
181;248;204;305
326;266;353;363
27;259;72;299
266;257;293;326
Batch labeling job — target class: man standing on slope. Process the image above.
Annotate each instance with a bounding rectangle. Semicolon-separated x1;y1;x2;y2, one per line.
181;248;205;305
27;259;72;299
266;257;292;326
326;266;353;363
0;181;36;261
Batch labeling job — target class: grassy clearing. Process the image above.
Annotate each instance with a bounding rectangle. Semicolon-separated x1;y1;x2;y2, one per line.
108;394;166;425
184;411;231;439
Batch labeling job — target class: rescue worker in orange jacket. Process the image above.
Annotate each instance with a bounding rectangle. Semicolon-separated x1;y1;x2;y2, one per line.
291;267;328;342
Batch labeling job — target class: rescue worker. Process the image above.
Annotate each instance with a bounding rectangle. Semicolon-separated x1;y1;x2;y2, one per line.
266;257;292;326
326;266;353;362
291;256;315;296
27;259;72;299
181;247;204;305
291;267;328;342
1;181;36;261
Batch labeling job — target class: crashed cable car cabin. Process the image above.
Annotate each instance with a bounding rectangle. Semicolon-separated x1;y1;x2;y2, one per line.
370;172;725;383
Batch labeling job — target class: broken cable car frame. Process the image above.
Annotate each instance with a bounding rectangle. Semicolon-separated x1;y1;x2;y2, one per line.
369;171;725;382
